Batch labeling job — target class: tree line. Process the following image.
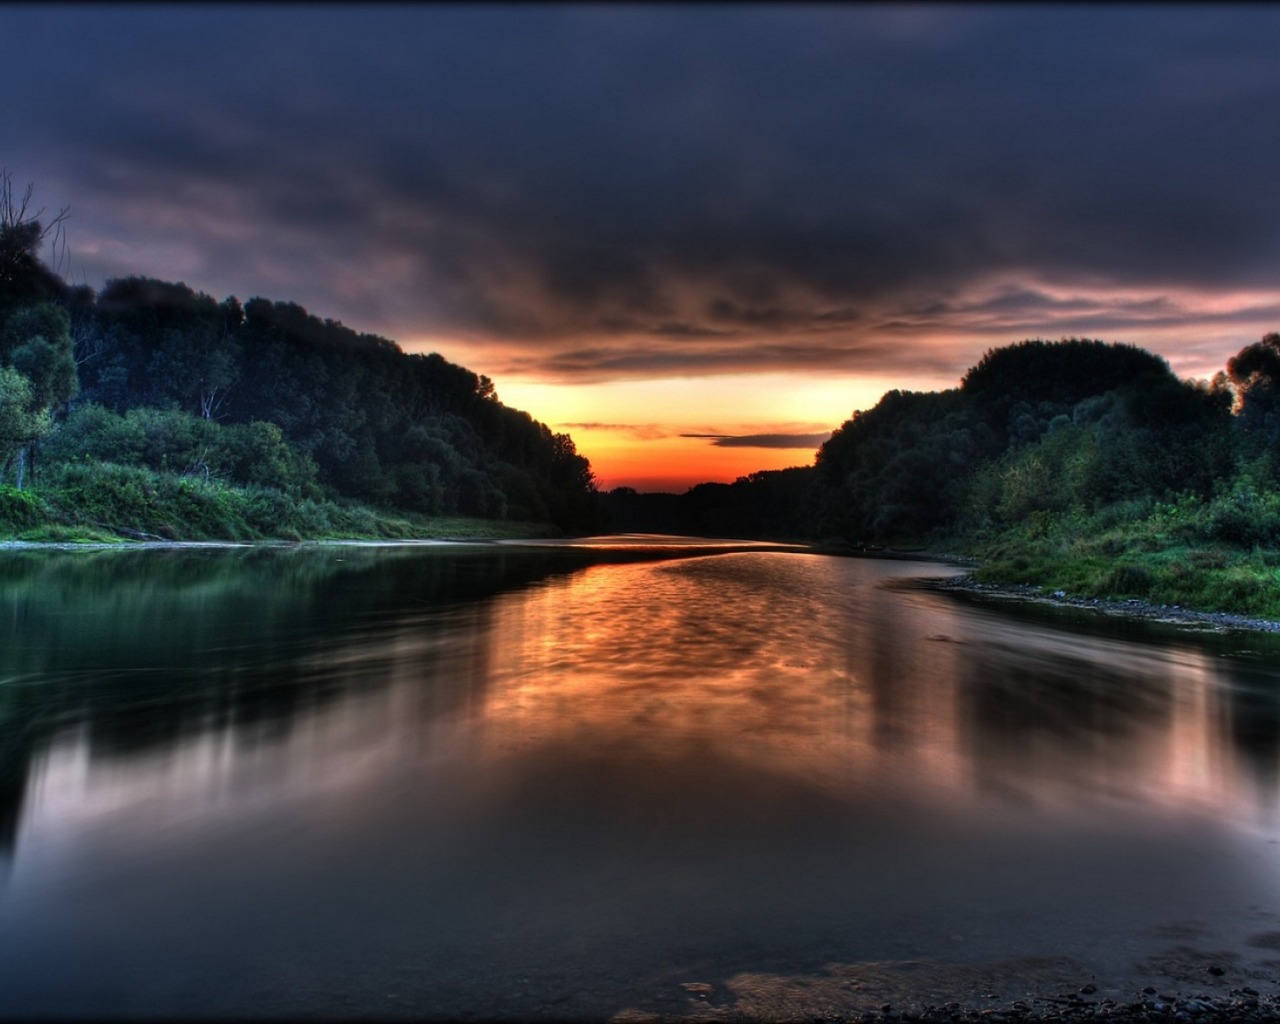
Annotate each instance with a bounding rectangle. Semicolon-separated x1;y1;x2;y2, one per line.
0;175;603;534
603;334;1280;547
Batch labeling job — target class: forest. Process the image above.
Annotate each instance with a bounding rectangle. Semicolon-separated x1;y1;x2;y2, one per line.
7;176;1280;617
603;334;1280;617
0;178;603;540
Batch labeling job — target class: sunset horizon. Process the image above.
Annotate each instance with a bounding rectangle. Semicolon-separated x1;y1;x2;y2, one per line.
7;5;1280;493
9;7;1280;1020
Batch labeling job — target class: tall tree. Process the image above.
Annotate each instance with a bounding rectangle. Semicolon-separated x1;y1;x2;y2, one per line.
0;171;68;316
0;303;78;486
1225;333;1280;439
0;367;48;487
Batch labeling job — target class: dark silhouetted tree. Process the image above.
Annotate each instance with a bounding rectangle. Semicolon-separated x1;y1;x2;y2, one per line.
0;171;68;316
1226;333;1280;439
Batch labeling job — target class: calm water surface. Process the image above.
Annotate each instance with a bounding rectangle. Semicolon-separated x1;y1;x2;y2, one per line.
2;540;1280;1019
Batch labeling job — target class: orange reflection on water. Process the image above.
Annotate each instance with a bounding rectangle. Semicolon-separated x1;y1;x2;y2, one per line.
14;551;1280;850
8;548;1280;1020
469;553;1277;831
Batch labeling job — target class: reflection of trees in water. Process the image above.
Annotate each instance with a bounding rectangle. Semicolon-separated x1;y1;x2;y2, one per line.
0;761;23;852
851;579;966;762
863;583;908;751
1221;663;1280;820
951;628;1280;819
935;587;1280;817
0;545;627;856
955;642;1177;805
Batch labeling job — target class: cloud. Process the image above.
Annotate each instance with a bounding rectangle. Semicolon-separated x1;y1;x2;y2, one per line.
557;422;670;441
681;432;834;449
493;335;971;383
5;6;1280;384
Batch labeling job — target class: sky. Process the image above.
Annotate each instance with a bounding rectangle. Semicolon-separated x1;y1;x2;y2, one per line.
6;4;1280;491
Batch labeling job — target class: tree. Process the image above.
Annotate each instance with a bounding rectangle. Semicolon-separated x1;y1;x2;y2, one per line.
0;366;49;487
0;171;68;315
1225;333;1280;438
148;323;239;420
2;304;78;409
0;304;79;486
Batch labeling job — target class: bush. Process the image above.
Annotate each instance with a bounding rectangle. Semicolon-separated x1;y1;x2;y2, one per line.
0;484;46;531
44;404;320;497
1103;563;1153;597
1206;489;1280;546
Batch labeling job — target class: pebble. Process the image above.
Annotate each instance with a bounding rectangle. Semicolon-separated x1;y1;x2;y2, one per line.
829;989;1280;1023
935;575;1280;634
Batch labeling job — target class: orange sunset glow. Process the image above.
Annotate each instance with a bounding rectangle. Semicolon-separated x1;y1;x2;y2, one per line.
10;6;1280;1020
11;6;1280;497
492;373;894;491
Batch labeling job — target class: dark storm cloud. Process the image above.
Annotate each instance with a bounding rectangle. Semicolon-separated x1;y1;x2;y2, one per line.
494;337;964;382
6;5;1280;380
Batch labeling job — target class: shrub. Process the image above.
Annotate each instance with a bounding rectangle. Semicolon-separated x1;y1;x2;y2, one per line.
1103;563;1153;597
0;484;46;531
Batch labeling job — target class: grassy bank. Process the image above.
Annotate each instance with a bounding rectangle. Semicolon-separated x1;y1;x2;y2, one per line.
954;490;1280;620
0;464;553;544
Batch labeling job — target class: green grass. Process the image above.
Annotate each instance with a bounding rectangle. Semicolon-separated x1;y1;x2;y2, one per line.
0;464;555;545
958;495;1280;619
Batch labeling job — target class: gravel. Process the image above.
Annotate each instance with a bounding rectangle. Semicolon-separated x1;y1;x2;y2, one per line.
929;575;1280;635
842;987;1280;1022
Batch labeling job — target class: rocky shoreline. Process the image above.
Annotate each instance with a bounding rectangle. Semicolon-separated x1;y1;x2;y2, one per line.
929;574;1280;635
842;987;1280;1022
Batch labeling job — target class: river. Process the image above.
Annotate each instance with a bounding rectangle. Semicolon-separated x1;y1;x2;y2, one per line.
1;539;1279;1019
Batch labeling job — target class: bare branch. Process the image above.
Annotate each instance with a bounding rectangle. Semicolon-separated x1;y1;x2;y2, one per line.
50;210;71;279
71;321;102;366
1;171;39;232
1;168;71;253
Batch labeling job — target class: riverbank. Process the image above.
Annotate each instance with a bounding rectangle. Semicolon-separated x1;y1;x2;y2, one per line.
816;536;1280;634
925;573;1280;634
941;497;1280;622
0;536;535;551
0;476;558;545
799;988;1280;1023
640;987;1280;1023
615;950;1280;1023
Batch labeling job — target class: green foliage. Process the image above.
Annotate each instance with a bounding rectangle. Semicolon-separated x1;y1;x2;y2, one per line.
1204;486;1280;547
43;404;321;498
0;483;45;531
814;337;1236;547
76;282;601;532
0;364;51;483
218;420;320;496
0;302;78;486
0;366;39;446
1;303;78;409
0;187;600;533
18;461;546;543
815;388;977;541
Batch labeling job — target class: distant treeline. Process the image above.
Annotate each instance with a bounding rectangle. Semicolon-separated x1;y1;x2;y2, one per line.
8;178;1280;551
604;334;1280;547
0;179;603;534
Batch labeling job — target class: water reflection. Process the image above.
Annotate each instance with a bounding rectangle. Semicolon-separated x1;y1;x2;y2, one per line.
2;545;1280;1019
